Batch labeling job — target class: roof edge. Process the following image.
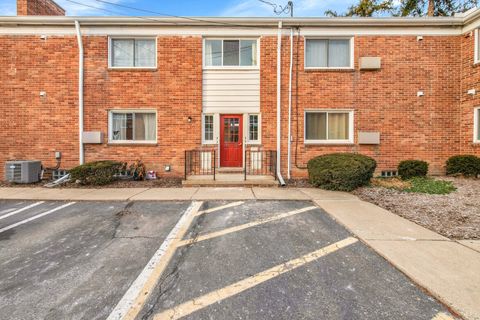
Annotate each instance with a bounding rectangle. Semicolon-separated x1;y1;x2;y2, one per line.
1;9;480;28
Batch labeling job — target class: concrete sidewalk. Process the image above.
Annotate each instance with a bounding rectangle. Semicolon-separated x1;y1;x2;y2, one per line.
1;186;479;319
316;199;480;320
0;187;355;201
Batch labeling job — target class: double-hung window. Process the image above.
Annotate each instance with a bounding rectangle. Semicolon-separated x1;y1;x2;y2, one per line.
248;114;260;144
305;38;352;69
305;110;354;144
204;39;258;68
203;114;215;144
109;38;156;68
109;110;157;143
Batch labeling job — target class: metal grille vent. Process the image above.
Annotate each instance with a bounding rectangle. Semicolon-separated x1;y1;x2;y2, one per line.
6;163;22;181
381;170;398;177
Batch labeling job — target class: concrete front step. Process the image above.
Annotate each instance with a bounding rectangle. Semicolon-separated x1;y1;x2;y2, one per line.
216;167;244;174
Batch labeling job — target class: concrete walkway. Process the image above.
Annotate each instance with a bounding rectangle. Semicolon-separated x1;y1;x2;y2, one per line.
0;187;350;201
1;186;479;319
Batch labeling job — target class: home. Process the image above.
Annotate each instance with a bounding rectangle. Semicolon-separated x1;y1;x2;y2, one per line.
1;0;479;183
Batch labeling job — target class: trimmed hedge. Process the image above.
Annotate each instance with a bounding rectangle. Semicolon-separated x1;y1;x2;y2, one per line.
398;160;428;180
69;160;123;185
446;155;480;177
307;153;377;191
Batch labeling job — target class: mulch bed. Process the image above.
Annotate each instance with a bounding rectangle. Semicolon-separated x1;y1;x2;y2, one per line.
354;177;480;240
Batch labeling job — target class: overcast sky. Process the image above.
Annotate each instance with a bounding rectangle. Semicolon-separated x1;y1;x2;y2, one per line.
0;0;358;17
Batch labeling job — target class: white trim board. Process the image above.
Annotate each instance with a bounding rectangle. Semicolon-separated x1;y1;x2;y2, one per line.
474;107;480;143
0;26;465;37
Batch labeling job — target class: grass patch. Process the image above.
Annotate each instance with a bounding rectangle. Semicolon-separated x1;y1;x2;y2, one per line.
370;177;456;195
371;177;411;190
404;177;456;195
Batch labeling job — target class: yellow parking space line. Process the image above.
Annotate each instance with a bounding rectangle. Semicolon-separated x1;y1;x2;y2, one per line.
107;201;203;320
195;201;244;217
177;206;317;247
154;237;358;320
432;312;456;320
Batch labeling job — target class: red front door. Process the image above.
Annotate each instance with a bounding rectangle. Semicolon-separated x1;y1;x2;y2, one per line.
220;115;243;167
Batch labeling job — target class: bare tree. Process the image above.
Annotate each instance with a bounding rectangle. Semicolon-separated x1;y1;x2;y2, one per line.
326;0;478;17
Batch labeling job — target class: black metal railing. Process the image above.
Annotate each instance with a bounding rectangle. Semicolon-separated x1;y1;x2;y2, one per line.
185;149;216;180
244;149;277;180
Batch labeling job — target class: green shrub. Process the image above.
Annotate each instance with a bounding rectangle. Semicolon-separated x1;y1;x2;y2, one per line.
69;160;123;185
398;160;429;180
307;153;377;191
405;177;456;195
446;155;480;177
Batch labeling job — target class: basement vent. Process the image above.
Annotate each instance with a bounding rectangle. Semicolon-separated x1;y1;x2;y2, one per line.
52;170;68;180
381;170;398;177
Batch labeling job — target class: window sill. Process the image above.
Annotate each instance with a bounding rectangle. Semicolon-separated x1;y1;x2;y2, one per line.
305;141;355;146
203;67;259;71
108;142;158;146
108;67;158;72
304;67;355;72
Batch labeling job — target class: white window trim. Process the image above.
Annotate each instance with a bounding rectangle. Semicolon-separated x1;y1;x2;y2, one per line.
202;38;260;70
474;107;480;143
108;109;158;144
246;113;261;145
304;37;354;70
108;36;158;69
475;29;480;65
304;109;354;144
202;113;217;145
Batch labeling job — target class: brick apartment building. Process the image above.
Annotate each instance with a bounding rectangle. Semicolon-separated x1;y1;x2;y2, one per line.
1;0;480;182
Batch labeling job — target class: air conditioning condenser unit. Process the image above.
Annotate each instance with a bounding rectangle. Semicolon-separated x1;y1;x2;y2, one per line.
4;160;42;183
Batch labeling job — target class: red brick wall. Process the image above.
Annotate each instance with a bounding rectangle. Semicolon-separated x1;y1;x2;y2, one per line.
0;36;79;178
0;35;203;179
259;35;461;178
17;0;65;16
0;32;473;180
82;36;203;176
460;30;480;155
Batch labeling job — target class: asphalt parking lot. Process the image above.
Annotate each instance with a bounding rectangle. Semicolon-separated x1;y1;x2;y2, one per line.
0;200;455;320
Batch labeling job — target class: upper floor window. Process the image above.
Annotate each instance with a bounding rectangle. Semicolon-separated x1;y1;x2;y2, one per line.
305;110;354;144
305;38;353;69
204;39;258;68
109;38;156;68
109;110;157;143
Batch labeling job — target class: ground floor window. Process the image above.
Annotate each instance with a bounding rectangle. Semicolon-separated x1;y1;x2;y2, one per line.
202;114;216;144
248;114;260;144
474;107;480;143
305;110;353;144
109;110;156;143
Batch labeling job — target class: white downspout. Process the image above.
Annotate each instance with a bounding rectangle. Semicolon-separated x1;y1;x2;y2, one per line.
276;21;286;186
287;27;293;180
75;20;84;165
